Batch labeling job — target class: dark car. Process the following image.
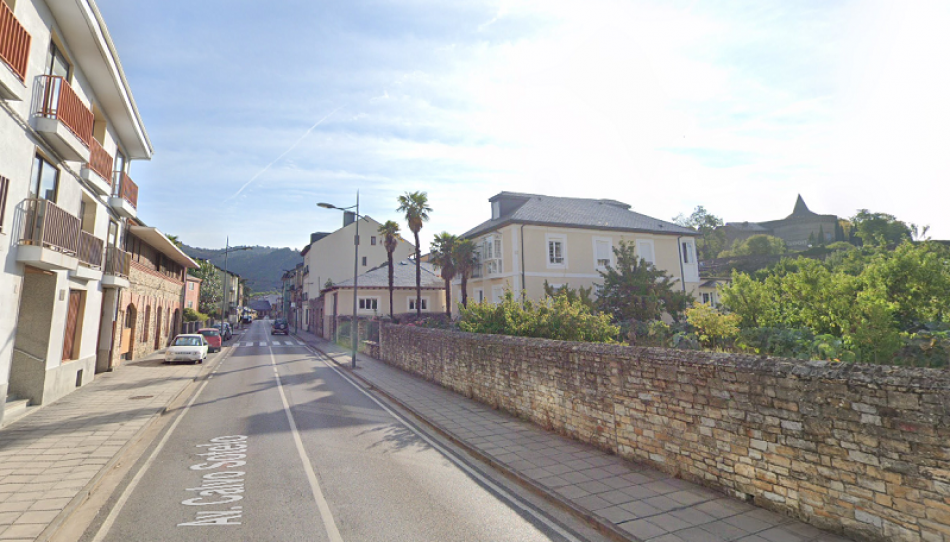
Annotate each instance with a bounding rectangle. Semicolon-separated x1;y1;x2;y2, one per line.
215;322;233;341
272;319;289;335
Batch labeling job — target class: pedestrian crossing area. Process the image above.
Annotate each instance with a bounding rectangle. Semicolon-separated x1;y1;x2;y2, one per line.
236;340;307;348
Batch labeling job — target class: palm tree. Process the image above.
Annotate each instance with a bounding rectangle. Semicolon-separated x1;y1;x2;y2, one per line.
397;191;432;316
429;233;457;317
452;238;478;308
378;220;401;319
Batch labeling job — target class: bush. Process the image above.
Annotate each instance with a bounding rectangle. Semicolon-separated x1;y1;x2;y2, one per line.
685;303;740;350
183;308;207;322
459;290;618;343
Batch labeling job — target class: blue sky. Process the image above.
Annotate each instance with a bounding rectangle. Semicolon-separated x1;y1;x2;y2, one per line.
95;0;950;250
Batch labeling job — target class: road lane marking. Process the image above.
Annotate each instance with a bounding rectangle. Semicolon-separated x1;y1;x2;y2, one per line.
267;344;344;542
90;350;234;542
310;348;584;542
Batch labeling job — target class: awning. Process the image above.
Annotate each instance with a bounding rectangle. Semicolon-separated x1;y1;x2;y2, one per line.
128;226;199;269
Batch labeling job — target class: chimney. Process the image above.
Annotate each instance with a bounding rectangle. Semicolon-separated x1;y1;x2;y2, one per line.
343;211;355;227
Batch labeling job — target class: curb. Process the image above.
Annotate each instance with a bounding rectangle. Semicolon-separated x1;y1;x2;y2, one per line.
302;337;638;542
36;340;240;542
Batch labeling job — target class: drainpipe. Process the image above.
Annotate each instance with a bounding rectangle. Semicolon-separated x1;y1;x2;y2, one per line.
520;224;526;300
676;236;686;292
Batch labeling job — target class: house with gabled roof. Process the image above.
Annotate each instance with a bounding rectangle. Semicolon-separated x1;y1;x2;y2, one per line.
315;258;445;339
455;192;701;314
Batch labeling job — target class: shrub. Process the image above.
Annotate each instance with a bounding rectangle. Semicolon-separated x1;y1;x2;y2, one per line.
459;290;618;343
685;303;740;349
183;308;207;322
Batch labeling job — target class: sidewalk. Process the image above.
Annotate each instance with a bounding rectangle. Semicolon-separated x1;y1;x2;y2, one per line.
295;329;852;542
0;353;209;541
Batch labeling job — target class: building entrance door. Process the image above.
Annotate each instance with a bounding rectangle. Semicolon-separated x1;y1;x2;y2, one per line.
62;290;83;361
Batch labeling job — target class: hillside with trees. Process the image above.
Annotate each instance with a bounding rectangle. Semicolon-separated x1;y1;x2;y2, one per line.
181;245;302;293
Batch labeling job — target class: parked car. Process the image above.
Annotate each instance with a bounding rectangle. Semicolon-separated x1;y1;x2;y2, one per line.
272;319;289;335
165;334;209;364
197;328;223;352
215;322;233;341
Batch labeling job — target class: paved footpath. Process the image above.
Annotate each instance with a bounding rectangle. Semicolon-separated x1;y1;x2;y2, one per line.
0;338;235;541
295;329;854;542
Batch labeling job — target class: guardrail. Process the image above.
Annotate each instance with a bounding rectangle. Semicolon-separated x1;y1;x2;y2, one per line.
88;138;114;182
36;75;93;146
0;2;31;82
104;246;131;277
113;171;138;209
19;198;81;255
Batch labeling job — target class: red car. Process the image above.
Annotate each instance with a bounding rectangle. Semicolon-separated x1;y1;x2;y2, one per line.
197;328;222;352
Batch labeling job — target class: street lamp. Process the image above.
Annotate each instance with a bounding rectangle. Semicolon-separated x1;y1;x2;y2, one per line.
219;238;251;326
318;191;360;369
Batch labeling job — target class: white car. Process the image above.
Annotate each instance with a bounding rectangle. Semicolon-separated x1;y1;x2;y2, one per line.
165;334;209;364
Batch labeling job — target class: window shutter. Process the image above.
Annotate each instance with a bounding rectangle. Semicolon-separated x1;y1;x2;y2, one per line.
595;240;611;265
636;240;655;264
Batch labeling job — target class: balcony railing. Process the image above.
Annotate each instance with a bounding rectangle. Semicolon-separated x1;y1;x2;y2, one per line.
113;171;138;209
78;230;103;269
104;246;131;278
0;2;30;82
88;138;114;183
19;198;81;255
36;75;93;146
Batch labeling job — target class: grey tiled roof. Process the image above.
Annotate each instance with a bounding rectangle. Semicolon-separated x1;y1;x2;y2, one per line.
326;259;443;291
461;192;698;238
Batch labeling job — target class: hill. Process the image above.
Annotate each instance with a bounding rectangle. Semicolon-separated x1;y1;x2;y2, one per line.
181;245;302;293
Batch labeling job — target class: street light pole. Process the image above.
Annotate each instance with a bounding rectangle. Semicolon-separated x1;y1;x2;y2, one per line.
318;191;360;369
221;236;229;325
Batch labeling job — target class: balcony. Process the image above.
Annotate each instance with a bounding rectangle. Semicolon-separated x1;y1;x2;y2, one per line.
101;246;131;289
80;139;114;196
108;171;138;219
0;1;30;101
16;198;81;271
33;75;93;162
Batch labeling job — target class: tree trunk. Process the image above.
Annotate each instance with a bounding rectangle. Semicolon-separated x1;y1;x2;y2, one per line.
444;278;452;318
414;231;421;316
460;274;468;307
387;252;394;319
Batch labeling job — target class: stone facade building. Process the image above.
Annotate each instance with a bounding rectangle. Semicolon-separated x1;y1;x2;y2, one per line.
105;226;197;368
721;195;840;252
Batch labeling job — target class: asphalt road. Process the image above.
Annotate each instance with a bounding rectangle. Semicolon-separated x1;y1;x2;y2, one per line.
79;320;605;542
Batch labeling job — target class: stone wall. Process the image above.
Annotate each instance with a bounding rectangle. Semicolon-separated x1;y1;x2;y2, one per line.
380;325;950;542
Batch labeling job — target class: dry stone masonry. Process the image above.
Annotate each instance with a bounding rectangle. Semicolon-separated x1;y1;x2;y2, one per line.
379;325;950;542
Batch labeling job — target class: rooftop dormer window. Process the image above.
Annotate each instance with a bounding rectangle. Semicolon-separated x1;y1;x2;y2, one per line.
491;201;500;220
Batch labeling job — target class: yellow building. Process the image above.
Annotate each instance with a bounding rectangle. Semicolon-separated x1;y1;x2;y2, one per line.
455;192;701;315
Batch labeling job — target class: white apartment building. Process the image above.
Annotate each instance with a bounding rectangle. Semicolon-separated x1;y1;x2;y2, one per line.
302;213;415;333
0;0;156;424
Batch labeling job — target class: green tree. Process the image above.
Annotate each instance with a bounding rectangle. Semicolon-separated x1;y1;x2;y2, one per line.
850;209;912;246
673;206;726;259
377;220;401;319
452;238;478;309
543;281;595;311
685;303;740;349
166;234;184;249
397;191;432;316
192;260;222;316
429;232;458;318
597;241;690;322
719;234;786;258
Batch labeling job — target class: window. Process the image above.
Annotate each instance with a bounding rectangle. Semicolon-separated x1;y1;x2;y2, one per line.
361;256;367;266
594;238;612;268
681;241;696;264
408;298;428;311
636;240;655;265
474;289;484;303
107;220;118;247
0;175;9;234
702;293;710;304
31;155;59;202
547;236;565;266
187;301;193;308
46;40;71;80
371;236;377;245
358;297;378;311
491;286;505;304
483;235;502;275
189;282;195;291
